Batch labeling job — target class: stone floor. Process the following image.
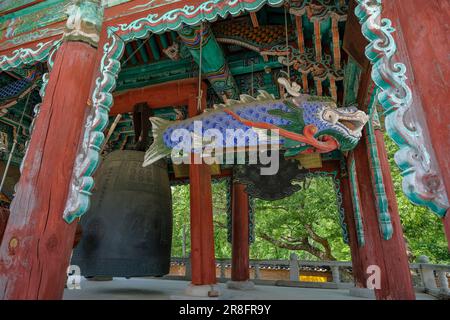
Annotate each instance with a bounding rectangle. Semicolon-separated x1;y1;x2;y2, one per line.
63;278;436;300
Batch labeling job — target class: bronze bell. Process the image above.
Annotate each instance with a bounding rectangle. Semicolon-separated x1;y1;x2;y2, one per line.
71;150;173;277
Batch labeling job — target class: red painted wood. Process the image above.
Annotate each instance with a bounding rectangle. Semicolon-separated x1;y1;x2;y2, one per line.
129;41;144;65
231;183;250;282
352;140;390;298
0;208;9;245
383;0;450;247
351;128;415;300
337;167;365;287
0;42;97;300
373;129;415;299
342;0;370;70
188;100;216;286
189;160;216;285
111;79;207;115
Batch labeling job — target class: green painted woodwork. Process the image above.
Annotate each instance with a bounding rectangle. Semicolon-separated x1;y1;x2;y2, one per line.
149;36;161;60
136;39;149;64
159;33;169;49
178;24;239;100
125;43;138;65
0;0;36;14
116;54;282;93
61;0;306;222
0;0;70;41
349;157;365;247
0;38;60;169
343;57;361;106
366;88;393;240
356;0;449;215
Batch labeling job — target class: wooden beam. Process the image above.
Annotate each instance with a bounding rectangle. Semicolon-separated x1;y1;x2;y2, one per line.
337;163;365;287
111;78;208;114
149;36;161;61
125;43;138;65
383;0;450;221
143;40;155;61
315;79;323;96
331;17;342;70
313;20;322;62
0;0;45;16
329;77;338;101
130;41;144;65
372;127;416;299
301;74;309;93
0;41;98;299
350;64;415;299
342;0;370;70
188;98;216;286
295;15;305;54
250;12;259;28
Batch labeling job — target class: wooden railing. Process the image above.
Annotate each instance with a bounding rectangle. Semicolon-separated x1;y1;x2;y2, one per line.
168;254;450;297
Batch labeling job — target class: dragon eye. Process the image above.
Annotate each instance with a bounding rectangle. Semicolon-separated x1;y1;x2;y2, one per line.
323;110;337;123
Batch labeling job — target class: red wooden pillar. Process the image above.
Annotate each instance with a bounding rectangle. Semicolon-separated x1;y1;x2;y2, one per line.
337;167;365;288
189;161;216;286
352;128;415;300
0;41;98;299
374;128;416;299
187;97;217;289
383;0;450;249
0;207;9;245
230;182;250;282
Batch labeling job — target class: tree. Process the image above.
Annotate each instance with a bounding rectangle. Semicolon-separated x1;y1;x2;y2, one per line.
252;176;347;261
171;177;350;261
170;135;450;264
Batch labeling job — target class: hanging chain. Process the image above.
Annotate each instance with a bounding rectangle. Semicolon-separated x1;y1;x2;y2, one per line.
197;23;204;112
122;36;152;66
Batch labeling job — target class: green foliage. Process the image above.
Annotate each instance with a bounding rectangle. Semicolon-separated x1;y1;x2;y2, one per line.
251;177;350;261
170;136;449;263
383;133;449;264
171;177;350;261
171;184;191;258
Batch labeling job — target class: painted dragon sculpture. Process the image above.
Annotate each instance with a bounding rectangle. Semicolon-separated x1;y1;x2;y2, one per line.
143;79;369;166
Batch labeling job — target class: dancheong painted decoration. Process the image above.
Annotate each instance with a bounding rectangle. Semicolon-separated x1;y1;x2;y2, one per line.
143;79;369;166
0;0;448;302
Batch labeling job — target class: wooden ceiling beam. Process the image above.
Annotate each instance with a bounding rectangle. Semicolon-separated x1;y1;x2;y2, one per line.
111;78;208;115
250;12;260;28
342;0;370;70
130;41;144;65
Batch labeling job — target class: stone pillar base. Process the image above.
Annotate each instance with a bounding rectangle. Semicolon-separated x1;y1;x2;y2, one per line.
185;284;221;297
227;280;255;290
349;287;375;299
